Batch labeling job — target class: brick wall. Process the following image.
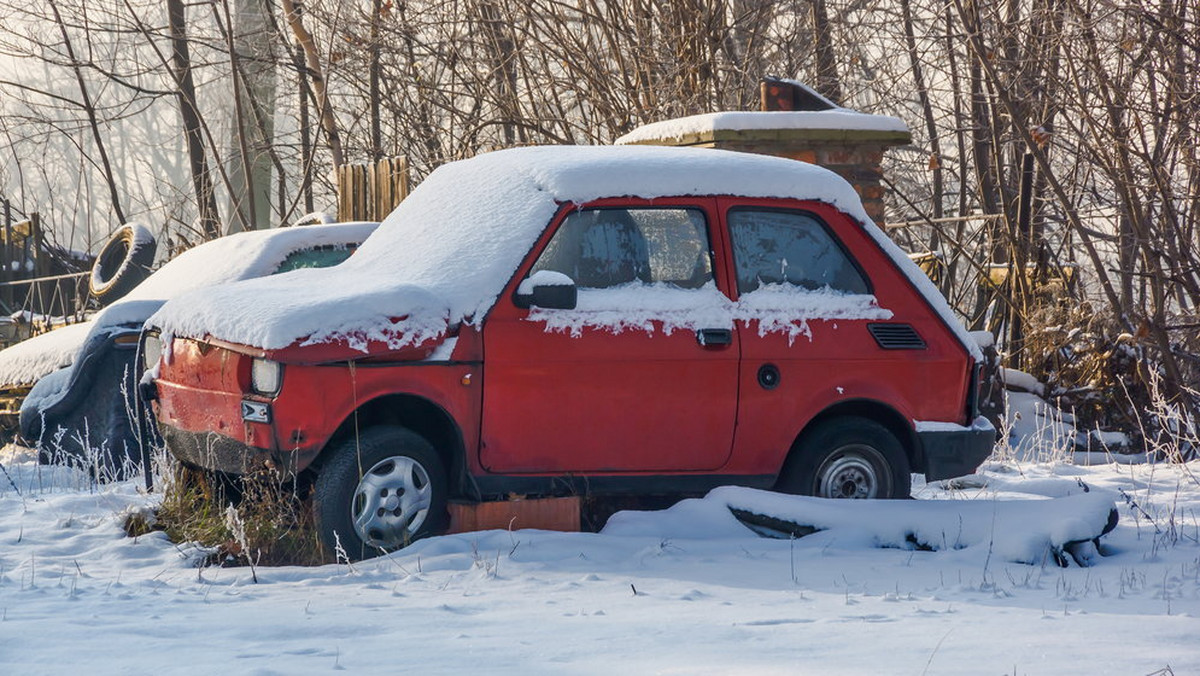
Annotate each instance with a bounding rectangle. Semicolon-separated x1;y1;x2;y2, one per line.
711;140;891;223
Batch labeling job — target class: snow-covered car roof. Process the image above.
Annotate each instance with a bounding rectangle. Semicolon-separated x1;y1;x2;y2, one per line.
149;145;977;359
0;222;378;386
121;221;379;304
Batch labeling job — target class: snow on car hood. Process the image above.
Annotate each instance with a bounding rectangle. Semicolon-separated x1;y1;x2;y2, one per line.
149;145;976;357
155;271;452;355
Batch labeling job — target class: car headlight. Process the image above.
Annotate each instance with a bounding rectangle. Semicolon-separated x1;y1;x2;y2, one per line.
142;334;162;371
251;358;282;396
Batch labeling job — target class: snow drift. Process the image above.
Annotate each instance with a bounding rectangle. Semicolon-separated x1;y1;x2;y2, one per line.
606;486;1119;567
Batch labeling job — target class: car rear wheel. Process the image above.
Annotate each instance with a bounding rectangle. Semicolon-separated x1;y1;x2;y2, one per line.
313;426;448;561
778;416;911;499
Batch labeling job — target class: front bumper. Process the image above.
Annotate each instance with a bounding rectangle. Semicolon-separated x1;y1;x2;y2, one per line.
918;416;997;481
161;423;296;476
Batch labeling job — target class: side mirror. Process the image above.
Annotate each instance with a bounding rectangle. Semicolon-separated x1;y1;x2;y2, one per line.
515;270;577;309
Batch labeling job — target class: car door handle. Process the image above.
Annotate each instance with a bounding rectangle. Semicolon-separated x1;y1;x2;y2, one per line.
696;328;733;347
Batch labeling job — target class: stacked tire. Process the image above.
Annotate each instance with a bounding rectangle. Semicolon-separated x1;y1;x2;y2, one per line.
90;224;157;306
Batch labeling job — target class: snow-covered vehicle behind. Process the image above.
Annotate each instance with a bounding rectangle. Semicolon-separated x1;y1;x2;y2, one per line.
15;221;378;475
145;145;996;560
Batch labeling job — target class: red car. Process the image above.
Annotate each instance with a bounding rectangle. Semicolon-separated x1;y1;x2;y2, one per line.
144;146;995;560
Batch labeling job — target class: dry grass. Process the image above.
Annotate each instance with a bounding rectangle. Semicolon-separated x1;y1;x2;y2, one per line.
154;463;329;568
1021;301;1152;449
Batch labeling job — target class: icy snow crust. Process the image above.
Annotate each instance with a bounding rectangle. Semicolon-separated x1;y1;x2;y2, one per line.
614;110;910;146
150;146;976;357
529;282;891;344
914;416;995;434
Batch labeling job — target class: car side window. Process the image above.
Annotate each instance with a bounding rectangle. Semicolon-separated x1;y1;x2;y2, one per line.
273;244;358;274
531;208;712;289
727;209;868;295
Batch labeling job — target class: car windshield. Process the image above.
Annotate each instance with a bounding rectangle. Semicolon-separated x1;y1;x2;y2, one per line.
273;244;358;274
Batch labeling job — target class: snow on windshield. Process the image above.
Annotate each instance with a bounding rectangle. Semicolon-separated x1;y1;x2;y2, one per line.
149;145;971;355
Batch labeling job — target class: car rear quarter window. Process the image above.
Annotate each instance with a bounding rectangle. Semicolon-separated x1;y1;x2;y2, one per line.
727;209;869;295
532;208;712;289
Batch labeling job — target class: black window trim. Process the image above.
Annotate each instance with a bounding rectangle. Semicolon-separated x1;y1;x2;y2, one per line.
724;205;874;297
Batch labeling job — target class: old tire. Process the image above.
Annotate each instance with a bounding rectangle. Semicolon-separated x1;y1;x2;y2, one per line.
90;224;156;306
313;426;448;561
778;416;911;499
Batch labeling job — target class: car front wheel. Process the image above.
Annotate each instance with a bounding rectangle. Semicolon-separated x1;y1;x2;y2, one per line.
778;416;911;499
313;426;448;561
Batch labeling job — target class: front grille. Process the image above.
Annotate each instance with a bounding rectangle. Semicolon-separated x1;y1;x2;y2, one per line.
867;323;926;350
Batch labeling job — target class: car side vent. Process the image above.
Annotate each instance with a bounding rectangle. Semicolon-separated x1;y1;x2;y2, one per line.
868;323;926;350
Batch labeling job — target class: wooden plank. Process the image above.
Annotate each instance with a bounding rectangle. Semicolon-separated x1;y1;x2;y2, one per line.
335;165;347;222
447;496;581;534
335;156;411;222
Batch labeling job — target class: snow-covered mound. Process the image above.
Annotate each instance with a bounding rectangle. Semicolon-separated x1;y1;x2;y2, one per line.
0;322;91;387
149;145;978;358
606;486;1117;566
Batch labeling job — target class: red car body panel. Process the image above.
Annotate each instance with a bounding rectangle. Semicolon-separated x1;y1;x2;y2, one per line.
153;194;986;491
481;198;739;474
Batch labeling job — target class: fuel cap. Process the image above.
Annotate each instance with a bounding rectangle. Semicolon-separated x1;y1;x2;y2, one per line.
757;363;781;390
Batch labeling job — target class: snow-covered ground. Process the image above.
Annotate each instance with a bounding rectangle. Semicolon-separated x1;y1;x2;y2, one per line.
0;445;1196;674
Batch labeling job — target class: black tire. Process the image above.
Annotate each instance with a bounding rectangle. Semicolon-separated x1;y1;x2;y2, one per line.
313;426;448;561
90;224;157;306
777;416;911;499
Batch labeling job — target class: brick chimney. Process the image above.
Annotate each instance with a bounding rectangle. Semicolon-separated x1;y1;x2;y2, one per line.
614;77;911;224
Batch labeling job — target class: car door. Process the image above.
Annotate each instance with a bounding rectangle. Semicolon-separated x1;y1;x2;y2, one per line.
480;199;738;474
719;199;898;462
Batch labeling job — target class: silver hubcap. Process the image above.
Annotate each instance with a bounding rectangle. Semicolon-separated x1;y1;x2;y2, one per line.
352;455;432;550
817;446;885;499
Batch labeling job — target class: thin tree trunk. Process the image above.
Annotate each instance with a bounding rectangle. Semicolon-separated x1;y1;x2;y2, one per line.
295;44;314;214
167;0;221;240
900;0;944;242
220;0;258;232
369;0;382;161
280;0;343;167
810;0;840;103
48;0;126;225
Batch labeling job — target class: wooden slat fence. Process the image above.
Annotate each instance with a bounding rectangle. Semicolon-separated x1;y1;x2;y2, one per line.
336;156;410;222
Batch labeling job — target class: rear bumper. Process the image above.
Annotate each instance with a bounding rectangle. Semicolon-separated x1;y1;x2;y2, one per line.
918;416;997;481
